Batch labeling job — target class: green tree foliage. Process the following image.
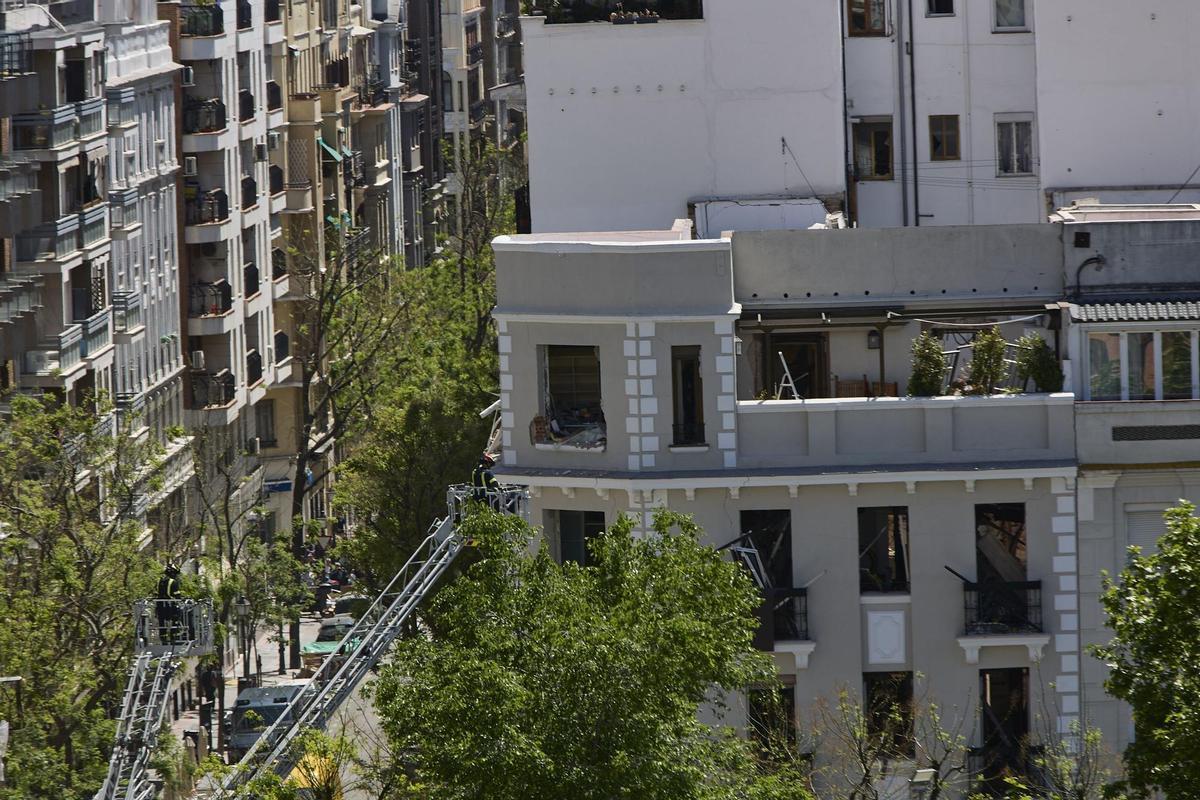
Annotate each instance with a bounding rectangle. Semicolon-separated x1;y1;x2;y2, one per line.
0;394;164;798
335;140;517;584
1093;502;1200;799
909;331;947;396
966;326;1007;395
1015;333;1064;393
371;508;812;800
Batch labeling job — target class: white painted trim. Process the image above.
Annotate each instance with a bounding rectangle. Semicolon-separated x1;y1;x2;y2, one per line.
957;634;1050;665
493;307;742;325
498;465;1078;493
491;237;729;254
860;594;912;605
737;392;1075;413
668;445;711;453
775;640;817;670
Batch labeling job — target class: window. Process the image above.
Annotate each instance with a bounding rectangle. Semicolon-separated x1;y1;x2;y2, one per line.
537;345;605;447
1128;332;1155;401
671;346;705;446
858;507;909;593
748;683;797;752
1163;331;1193;400
975;504;1026;583
854;120;893;180
741;510;793;588
848;0;886;36
996;117;1033;175
763;332;829;399
1088;333;1121;400
976;668;1030;793
556;510;606;566
993;0;1027;31
256;399;277;447
927;0;953;15
929;115;960;161
864;672;914;755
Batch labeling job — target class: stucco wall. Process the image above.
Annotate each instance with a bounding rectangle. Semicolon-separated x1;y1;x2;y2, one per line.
522;0;846;233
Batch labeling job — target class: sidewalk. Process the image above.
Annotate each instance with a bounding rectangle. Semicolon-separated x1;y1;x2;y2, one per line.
170;613;324;757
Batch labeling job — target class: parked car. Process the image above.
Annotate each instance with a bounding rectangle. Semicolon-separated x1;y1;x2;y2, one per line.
332;594;370;620
300;614;361;674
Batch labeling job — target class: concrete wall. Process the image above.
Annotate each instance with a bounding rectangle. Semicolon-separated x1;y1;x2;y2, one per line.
1034;1;1200;204
1060;218;1200;294
522;0;846;233
730;224;1064;307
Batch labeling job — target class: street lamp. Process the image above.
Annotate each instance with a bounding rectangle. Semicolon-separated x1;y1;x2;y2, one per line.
271;595;286;676
234;596;251;681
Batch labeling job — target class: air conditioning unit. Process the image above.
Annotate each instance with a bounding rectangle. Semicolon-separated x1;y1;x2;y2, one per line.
254;143;269;162
181;66;195;87
184;156;198;176
190;350;206;370
267;131;282;151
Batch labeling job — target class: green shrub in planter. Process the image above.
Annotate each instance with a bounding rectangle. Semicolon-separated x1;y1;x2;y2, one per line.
966;326;1007;395
1015;332;1063;392
909;331;947;396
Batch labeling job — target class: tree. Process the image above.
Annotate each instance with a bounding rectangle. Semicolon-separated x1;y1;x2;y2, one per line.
967;327;1008;395
1015;333;1064;393
909;332;947;396
1093;502;1200;799
0;393;167;798
371;507;811;800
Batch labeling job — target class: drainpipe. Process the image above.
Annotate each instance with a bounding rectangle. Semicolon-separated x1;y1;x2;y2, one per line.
840;0;854;225
895;0;909;227
908;0;921;225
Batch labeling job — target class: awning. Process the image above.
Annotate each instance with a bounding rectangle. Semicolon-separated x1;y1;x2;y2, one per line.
317;137;342;162
1071;300;1200;323
341;145;353;158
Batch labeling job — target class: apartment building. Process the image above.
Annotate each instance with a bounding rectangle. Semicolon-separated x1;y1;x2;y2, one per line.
400;0;448;264
521;0;1200;233
440;0;490;211
489;208;1200;792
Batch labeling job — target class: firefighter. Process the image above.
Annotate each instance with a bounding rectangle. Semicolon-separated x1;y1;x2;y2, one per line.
471;452;501;508
156;563;182;643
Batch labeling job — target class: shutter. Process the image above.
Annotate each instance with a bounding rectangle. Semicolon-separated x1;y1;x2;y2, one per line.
1125;510;1167;559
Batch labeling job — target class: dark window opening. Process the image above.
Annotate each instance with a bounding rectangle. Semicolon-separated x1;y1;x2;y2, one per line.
973;667;1031;796
929;114;960;160
975;503;1026;584
858;507;909;593
763;332;829;399
927;0;953;14
848;0;886;36
864;672;914;757
256;399;277;448
748;683;797;753
671;345;705;445
557;509;606;566
537;344;606;448
854;120;893;180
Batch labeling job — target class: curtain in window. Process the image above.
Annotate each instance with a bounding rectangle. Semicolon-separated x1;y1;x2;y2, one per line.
995;0;1025;28
1088;333;1121;400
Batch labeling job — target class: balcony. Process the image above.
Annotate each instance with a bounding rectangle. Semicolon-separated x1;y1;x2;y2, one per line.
23;324;83;382
183;98;227;134
241;176;257;210
540;0;702;23
735;393;1075;471
188;280;233;318
754;587;814;667
116;390;147;433
247;349;263;386
237;0;252;29
334;226;372;264
79;204;108;248
12;104;78;152
180;4;224;36
78;307;112;360
191;370;236;408
266;81;283;111
238;89;255;123
112;290;144;340
0;274;43;326
185;189;230;226
269;165;284;196
467;42;484;65
343;150;366;187
16;213;80;267
0;156;43;237
76;98;105;140
964;581;1042;636
244;262;261;298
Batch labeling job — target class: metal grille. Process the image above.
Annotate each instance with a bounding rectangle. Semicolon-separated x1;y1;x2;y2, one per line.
287;139;311;185
1112;425;1200;441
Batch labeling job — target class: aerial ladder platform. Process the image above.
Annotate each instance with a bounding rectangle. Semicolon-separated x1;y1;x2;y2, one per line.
93;599;215;800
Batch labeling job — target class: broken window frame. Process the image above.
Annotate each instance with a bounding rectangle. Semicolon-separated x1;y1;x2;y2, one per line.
854;119;894;181
848;0;887;37
858;507;910;593
929;114;960;161
536;344;606;448
863;671;915;757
